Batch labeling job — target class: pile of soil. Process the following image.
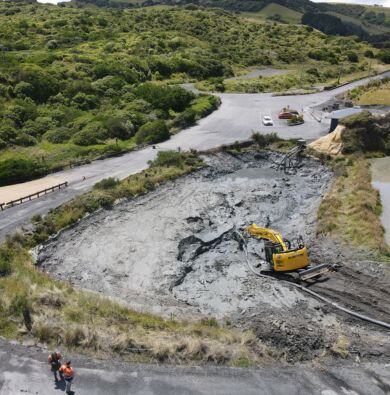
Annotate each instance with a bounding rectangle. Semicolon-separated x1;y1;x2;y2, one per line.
309;125;344;156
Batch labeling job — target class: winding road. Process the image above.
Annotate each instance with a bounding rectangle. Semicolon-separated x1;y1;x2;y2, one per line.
0;72;388;241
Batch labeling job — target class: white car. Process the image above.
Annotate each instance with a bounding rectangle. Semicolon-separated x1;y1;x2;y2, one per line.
262;116;274;126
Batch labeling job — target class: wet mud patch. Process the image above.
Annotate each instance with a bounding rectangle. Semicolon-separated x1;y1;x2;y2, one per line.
37;151;331;319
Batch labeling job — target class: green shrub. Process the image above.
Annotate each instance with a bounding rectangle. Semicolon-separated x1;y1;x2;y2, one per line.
346;51;358;63
43;127;72;144
135;120;170;145
135;83;195;113
46;40;58;49
252;132;281;147
72;122;107;146
16;65;59;103
173;108;197;128
94;177;120;190
105;117;133;140
72;93;99;110
377;50;390;64
89;191;115;209
150;151;185;168
13;132;36;147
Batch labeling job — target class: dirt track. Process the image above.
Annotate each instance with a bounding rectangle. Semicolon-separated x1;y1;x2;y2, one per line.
36;150;390;362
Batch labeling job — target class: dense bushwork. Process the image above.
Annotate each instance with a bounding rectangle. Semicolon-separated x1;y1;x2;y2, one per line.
0;151;274;365
0;3;227;185
0;2;384;184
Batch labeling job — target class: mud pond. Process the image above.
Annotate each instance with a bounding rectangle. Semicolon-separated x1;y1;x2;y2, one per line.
37;152;332;318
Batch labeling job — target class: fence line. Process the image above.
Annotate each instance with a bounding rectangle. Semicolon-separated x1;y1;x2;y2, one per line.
0;181;68;211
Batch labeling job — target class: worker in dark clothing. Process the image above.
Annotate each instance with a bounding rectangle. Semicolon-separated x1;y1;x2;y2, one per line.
48;351;63;382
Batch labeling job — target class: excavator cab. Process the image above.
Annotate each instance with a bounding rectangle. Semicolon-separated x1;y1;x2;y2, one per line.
263;239;309;272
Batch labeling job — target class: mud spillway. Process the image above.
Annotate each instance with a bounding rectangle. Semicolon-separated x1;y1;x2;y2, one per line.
37;152;332;318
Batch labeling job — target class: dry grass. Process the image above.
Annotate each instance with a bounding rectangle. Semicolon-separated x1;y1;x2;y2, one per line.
0;239;274;366
317;156;390;260
330;335;350;359
357;83;390;106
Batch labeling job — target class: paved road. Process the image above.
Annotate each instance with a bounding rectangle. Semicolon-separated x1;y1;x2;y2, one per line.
1;339;390;395
0;72;389;241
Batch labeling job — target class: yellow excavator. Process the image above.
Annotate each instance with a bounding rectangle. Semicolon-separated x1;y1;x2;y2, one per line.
246;223;332;281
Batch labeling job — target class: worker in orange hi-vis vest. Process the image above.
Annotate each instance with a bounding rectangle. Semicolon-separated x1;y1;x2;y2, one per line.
59;360;75;394
47;351;62;382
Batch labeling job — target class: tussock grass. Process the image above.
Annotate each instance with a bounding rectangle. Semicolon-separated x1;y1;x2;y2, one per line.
317;156;389;260
0;245;273;364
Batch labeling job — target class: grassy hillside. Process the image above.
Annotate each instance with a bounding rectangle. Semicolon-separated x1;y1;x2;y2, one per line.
241;3;303;24
0;2;385;185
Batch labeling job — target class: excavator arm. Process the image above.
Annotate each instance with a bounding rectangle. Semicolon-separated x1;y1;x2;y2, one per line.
246;224;288;251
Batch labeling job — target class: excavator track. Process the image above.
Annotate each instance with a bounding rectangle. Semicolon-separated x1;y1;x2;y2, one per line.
235;231;390;331
298;263;335;281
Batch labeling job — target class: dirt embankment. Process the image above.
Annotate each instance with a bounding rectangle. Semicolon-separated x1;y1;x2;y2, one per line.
37;151;390;362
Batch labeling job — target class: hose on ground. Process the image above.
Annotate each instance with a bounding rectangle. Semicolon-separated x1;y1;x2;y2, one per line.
235;231;390;331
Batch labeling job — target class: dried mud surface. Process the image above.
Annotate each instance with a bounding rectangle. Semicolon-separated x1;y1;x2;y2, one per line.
37;151;390;362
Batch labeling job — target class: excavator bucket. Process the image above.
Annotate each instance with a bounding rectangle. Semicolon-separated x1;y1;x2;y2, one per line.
298;263;333;281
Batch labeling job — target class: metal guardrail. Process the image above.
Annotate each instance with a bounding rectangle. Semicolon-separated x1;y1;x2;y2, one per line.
0;181;68;211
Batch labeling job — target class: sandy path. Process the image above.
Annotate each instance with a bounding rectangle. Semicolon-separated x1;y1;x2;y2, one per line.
0;174;70;204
